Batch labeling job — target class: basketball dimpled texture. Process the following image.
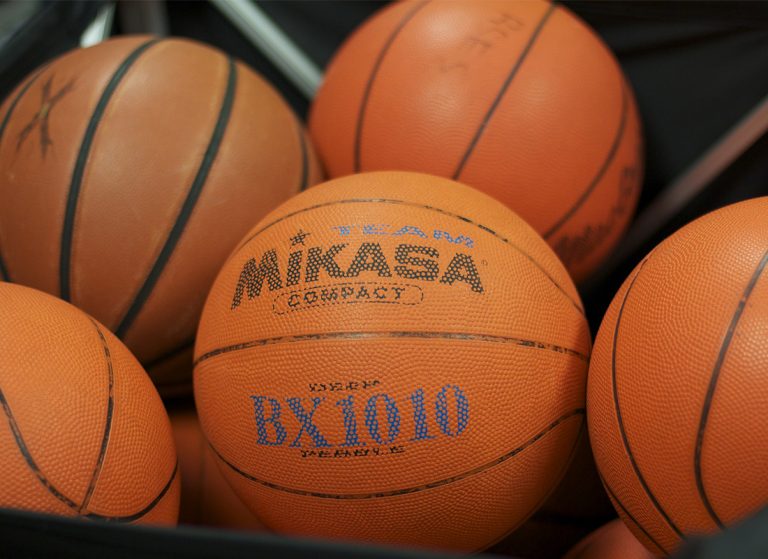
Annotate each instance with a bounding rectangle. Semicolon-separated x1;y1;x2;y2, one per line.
0;36;321;390
194;171;591;551
309;0;642;284
0;283;179;523
588;197;768;555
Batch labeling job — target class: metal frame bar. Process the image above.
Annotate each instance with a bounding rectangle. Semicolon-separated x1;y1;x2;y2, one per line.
80;3;116;47
210;0;322;98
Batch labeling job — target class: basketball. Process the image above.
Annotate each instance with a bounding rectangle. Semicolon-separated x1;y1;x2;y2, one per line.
564;520;655;559
170;405;266;531
309;0;643;283
193;171;590;551
588;198;768;554
0;36;321;391
0;283;179;523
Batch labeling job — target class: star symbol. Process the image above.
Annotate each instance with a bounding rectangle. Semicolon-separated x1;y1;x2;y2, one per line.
290;229;310;246
16;74;76;159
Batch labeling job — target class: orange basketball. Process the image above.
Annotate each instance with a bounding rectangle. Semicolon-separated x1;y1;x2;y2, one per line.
170;405;266;531
0;283;179;523
564;520;657;559
588;197;768;555
193;171;590;551
309;0;643;283
0;35;321;391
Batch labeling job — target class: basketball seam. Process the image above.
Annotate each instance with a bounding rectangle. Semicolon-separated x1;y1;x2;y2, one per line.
209;408;584;499
475;420;588;553
352;0;430;173
0;65;47;148
600;473;670;556
0;388;81;511
694;247;768;529
296;116;310;191
144;338;195;373
83;461;178;523
542;80;629;240
59;38;160;302
0;330;176;522
452;2;556;180
114;55;238;339
612;257;685;538
234;197;585;315
0;65;49;283
193;330;589;367
79;319;116;513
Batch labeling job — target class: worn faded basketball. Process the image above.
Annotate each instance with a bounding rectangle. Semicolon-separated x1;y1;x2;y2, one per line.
0;35;321;391
0;283;179;523
310;0;643;283
588;197;768;555
194;171;591;551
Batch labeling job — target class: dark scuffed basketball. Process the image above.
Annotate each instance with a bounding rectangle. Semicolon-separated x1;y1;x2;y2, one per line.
0;35;321;391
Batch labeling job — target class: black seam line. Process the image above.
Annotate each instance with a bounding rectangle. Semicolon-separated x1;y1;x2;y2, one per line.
59;38;160;302
471;420;586;553
353;0;429;172
79;320;115;513
211;408;584;499
144;339;195;372
695;247;768;529
0;377;177;522
235;198;585;315
114;56;237;339
0;388;81;511
612;258;685;538
296;117;310;191
0;66;46;145
600;473;670;556
194;330;589;367
452;3;556;180
543;81;629;239
0;65;48;283
83;461;178;522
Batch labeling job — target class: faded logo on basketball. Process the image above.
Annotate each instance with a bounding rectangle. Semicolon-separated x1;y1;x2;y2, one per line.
230;224;484;313
250;379;469;459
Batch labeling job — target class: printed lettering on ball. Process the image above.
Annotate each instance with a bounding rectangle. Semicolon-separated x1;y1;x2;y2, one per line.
227;223;481;461
193;170;591;551
231;224;485;313
251;384;470;459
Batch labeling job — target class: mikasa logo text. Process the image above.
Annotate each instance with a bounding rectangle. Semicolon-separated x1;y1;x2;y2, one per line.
231;235;485;310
